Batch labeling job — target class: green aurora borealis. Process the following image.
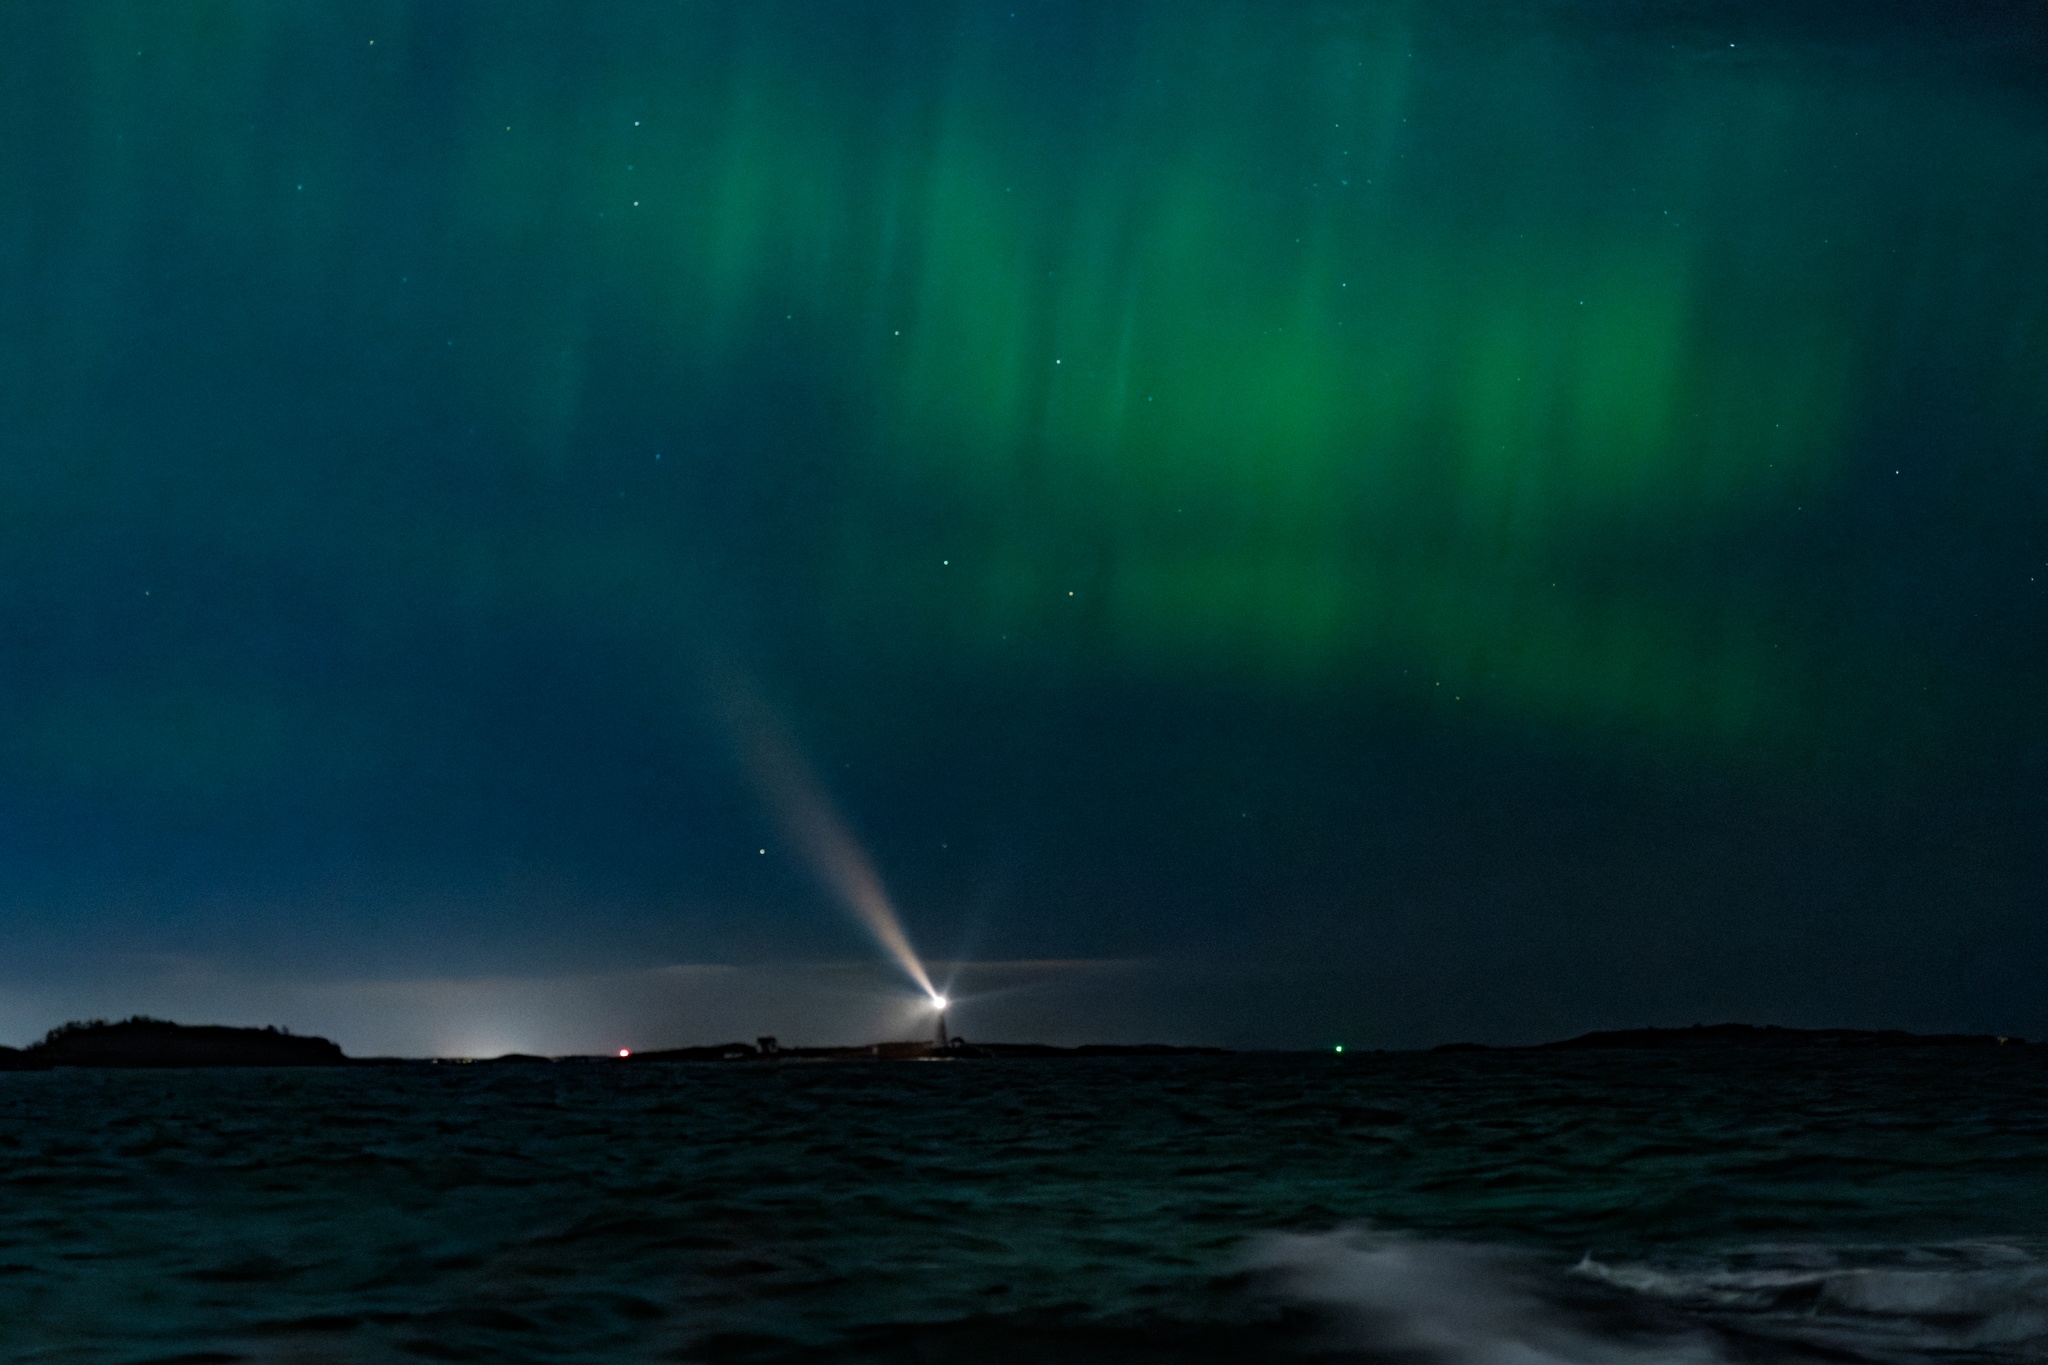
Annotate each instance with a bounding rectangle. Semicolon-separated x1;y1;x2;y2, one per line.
2;2;2045;1046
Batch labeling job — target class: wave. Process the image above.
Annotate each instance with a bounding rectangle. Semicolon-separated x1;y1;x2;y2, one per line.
1577;1241;2048;1363
1241;1228;2048;1365
1242;1228;1725;1365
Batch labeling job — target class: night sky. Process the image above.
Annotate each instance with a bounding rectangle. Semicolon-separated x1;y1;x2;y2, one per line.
3;1;2044;1055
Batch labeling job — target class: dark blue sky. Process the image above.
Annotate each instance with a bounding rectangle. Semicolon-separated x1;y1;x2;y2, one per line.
1;1;2043;1054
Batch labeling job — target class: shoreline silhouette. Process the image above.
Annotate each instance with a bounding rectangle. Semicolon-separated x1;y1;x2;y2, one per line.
0;1017;2026;1069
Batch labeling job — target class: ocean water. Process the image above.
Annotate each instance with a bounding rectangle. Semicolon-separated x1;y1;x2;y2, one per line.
3;1050;2045;1364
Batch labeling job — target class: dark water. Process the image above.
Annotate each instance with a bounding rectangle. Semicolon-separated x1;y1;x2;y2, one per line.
4;1051;2046;1364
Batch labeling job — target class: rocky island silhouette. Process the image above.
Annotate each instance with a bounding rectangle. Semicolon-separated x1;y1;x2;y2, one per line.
0;1016;349;1069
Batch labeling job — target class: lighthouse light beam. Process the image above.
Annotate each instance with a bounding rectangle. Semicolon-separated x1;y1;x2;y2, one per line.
719;675;941;1005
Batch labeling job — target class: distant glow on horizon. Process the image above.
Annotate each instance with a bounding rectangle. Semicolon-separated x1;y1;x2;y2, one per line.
618;1048;631;1058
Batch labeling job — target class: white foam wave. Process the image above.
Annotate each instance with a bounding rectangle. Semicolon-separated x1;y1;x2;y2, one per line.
1242;1227;1725;1365
1243;1229;2048;1365
1576;1241;2048;1361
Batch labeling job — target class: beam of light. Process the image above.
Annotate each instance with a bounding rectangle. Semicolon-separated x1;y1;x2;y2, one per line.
712;667;939;1003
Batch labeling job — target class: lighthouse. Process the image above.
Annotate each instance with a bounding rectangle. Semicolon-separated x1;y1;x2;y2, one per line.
933;995;950;1049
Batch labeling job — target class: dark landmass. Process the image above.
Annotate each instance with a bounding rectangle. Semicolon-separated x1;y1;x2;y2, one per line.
972;1042;1232;1058
474;1039;1231;1063
1433;1023;2029;1052
0;1019;1232;1070
0;1017;348;1069
624;1042;762;1062
614;1038;1233;1063
9;1017;2026;1069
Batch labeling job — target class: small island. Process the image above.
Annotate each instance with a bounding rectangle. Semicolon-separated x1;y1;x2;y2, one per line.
0;1016;349;1070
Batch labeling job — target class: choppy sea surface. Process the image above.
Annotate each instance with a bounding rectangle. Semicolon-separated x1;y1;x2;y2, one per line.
3;1049;2045;1364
